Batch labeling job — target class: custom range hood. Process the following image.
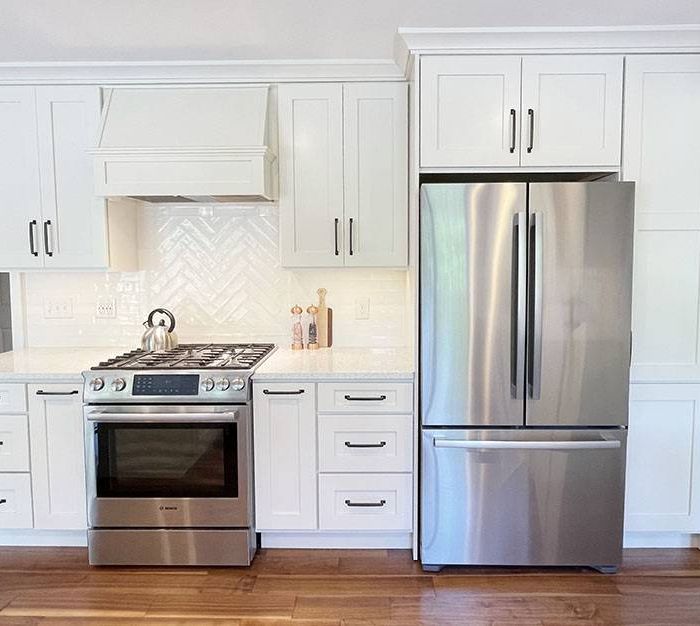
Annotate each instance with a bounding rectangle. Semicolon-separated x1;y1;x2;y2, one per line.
92;86;276;202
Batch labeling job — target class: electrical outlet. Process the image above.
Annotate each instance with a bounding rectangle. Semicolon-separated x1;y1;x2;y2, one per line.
43;297;74;319
96;296;117;319
355;297;370;320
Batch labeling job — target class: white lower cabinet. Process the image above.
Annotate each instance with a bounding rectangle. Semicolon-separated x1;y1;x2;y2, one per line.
27;383;86;530
319;473;412;531
0;415;30;472
0;474;33;529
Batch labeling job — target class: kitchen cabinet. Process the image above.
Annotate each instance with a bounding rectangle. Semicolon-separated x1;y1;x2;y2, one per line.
0;86;136;270
625;55;700;383
279;82;408;267
420;55;623;169
253;383;317;530
625;384;700;533
27;383;86;530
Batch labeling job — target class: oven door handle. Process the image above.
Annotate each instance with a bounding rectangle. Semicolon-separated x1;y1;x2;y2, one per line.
86;411;239;423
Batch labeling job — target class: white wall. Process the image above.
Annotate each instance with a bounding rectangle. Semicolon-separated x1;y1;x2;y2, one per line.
20;204;410;349
1;0;697;62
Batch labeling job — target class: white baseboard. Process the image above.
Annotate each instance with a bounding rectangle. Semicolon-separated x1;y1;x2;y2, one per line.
0;529;88;547
624;532;700;548
260;531;412;549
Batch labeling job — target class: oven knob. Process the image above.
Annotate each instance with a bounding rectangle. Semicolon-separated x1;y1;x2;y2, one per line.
111;378;126;392
230;377;245;391
89;377;105;391
216;378;231;391
201;377;215;392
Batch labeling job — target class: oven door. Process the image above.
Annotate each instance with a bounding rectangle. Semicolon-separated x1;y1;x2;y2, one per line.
85;405;251;528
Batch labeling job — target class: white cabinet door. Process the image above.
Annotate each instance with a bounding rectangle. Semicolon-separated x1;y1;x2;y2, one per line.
624;55;700;383
343;83;408;267
520;55;623;167
279;84;344;267
253;383;317;530
420;56;521;168
36;87;109;269
0;87;44;269
625;384;700;532
27;384;86;530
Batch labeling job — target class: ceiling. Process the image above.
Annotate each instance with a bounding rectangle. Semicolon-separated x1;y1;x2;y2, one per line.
1;0;699;63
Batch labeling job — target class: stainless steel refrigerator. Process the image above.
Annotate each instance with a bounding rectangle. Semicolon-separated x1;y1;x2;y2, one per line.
420;182;634;571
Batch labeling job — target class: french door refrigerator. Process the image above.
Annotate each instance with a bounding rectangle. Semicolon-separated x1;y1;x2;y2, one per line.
420;182;634;571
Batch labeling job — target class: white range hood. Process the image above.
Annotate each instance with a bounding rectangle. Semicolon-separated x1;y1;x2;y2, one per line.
92;86;276;202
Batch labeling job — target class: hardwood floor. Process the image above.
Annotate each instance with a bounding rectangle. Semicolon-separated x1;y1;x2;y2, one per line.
0;547;698;624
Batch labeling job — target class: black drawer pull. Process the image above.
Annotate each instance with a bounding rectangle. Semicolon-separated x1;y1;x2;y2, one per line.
0;499;6;505
344;441;386;448
263;389;305;395
36;390;79;396
344;395;386;402
345;499;386;508
0;441;3;445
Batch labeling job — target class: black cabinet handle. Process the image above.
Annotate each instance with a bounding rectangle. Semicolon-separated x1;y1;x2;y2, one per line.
509;108;516;153
334;218;340;256
349;218;354;256
43;220;53;257
0;441;3;446
527;109;535;153
36;390;79;396
262;389;305;395
28;220;38;257
344;395;386;402
345;499;386;508
0;499;6;505
344;441;386;449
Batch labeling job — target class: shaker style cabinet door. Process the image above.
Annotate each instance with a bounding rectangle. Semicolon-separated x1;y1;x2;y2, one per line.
420;56;522;168
27;384;86;530
0;87;44;269
520;55;623;167
35;87;109;269
624;55;700;383
343;83;408;267
278;84;345;267
253;383;317;530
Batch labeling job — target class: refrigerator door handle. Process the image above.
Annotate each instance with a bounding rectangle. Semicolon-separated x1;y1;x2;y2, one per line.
528;211;544;400
511;212;527;399
433;439;621;451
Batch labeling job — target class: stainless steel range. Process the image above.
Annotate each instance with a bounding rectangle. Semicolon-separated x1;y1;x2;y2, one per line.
82;343;275;566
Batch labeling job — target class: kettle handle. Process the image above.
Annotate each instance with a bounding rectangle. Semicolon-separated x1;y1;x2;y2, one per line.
147;308;176;333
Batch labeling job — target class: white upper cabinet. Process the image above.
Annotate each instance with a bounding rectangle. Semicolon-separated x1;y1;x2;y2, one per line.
520;55;623;167
35;87;109;269
420;56;522;168
344;83;408;266
420;54;623;169
279;82;408;267
0;87;43;269
625;55;700;383
279;83;345;267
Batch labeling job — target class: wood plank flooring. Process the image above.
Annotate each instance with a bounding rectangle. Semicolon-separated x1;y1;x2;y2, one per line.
0;547;698;624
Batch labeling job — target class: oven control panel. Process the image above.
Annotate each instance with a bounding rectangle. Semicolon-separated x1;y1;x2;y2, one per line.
133;374;200;396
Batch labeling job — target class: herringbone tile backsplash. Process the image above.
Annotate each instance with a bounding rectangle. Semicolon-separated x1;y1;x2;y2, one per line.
22;205;410;348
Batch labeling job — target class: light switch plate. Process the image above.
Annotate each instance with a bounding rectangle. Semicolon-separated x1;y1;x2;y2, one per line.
96;296;117;319
43;297;74;319
355;297;370;320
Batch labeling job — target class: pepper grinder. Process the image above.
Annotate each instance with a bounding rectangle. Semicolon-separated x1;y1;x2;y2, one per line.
307;305;319;350
291;305;304;350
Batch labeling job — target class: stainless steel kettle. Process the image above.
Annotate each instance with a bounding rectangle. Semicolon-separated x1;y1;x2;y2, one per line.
141;308;179;352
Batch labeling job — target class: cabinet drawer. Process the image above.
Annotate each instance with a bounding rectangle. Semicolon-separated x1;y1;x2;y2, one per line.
319;473;412;531
0;384;26;414
0;415;30;471
319;415;413;473
0;473;33;528
318;382;412;413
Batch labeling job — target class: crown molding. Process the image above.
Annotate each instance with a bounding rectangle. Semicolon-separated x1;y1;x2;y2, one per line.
395;25;700;73
0;59;404;85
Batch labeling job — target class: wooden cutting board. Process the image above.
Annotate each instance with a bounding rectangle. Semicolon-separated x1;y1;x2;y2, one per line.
317;288;333;348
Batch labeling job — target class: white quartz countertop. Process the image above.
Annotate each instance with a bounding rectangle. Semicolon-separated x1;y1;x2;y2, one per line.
0;347;128;383
252;347;415;381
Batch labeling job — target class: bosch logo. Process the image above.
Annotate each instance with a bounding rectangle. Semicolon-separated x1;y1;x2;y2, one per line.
159;505;178;511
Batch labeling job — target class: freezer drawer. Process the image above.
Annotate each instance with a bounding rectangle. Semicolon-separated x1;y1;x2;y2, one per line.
421;428;626;568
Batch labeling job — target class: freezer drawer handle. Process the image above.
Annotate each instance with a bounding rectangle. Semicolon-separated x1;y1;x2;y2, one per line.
344;499;386;508
344;395;387;402
433;439;621;450
344;441;387;448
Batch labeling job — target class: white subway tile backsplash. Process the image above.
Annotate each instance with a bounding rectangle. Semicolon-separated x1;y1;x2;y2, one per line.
21;205;410;349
